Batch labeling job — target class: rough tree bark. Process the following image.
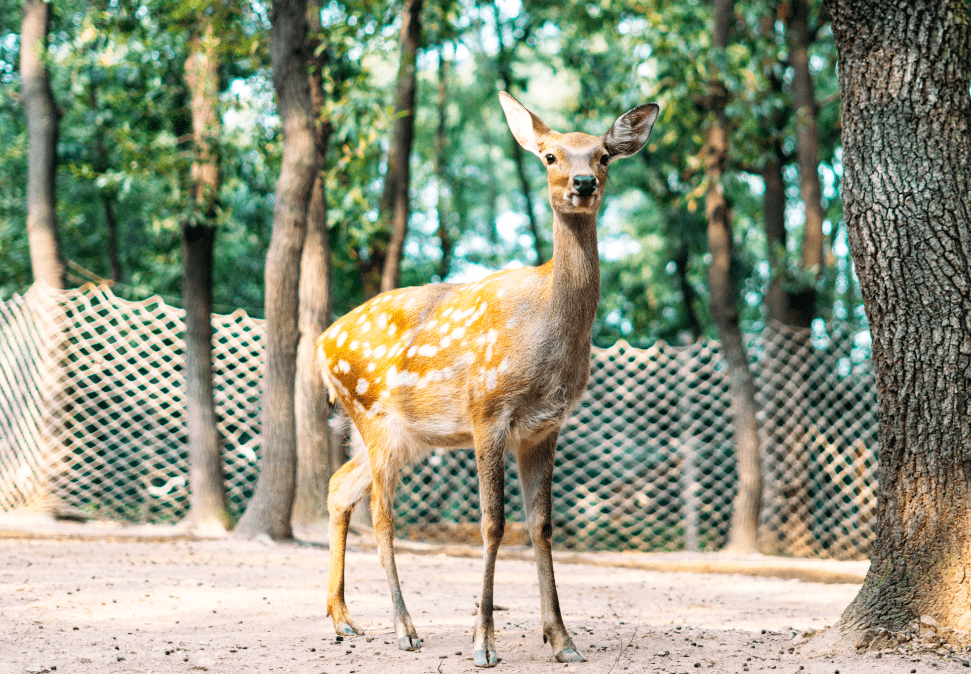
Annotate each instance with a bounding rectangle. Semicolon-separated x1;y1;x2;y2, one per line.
234;0;316;541
21;0;65;290
377;0;422;294
292;0;338;528
826;0;971;639
705;0;763;553
181;18;230;533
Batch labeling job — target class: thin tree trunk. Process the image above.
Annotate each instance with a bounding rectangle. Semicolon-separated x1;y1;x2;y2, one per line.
705;0;762;553
511;140;545;264
762;142;789;326
674;240;702;342
788;0;826;285
828;0;971;638
293;0;337;528
491;1;544;265
378;0;422;294
88;84;123;284
234;0;316;541
182;18;229;533
21;0;64;290
434;48;453;281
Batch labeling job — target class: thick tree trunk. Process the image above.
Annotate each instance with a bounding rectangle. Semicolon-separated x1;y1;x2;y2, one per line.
293;0;337;528
378;0;422;293
181;19;230;533
828;0;971;637
21;0;64;290
705;0;762;553
235;0;316;541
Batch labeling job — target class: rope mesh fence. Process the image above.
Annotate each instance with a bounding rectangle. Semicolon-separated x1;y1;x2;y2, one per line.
0;284;877;559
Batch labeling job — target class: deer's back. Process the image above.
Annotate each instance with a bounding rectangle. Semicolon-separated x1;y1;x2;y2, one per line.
317;266;590;454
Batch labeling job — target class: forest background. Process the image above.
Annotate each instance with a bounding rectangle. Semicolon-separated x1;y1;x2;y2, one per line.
0;0;858;347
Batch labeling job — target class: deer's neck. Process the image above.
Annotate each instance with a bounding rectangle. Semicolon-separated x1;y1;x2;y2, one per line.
541;210;601;344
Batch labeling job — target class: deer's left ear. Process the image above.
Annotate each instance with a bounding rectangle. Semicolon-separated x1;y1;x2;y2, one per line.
499;91;554;158
602;104;660;160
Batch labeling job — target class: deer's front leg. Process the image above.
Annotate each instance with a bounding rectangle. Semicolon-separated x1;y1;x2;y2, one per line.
371;470;421;651
472;431;508;667
516;432;585;663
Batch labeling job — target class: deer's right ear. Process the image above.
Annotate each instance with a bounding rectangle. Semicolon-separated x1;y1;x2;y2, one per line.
498;92;553;157
602;103;660;160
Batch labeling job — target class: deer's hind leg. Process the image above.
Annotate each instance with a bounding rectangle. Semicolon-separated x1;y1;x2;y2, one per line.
368;440;422;651
327;453;371;636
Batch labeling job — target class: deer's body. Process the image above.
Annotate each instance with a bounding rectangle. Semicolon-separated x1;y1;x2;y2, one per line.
317;92;658;667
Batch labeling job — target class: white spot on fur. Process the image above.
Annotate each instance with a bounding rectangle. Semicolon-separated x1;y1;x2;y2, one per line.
356;378;369;395
485;369;498;390
336;331;348;347
349;340;360;351
367;363;376;373
407;345;418;358
373;344;387;359
498;357;510;374
338;360;351;373
417;345;438;357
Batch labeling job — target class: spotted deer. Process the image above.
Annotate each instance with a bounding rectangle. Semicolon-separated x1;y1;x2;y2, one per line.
316;92;659;667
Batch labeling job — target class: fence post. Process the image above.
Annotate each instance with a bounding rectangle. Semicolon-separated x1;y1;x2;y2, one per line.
677;345;700;552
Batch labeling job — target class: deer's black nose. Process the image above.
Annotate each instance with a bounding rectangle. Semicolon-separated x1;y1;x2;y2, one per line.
573;175;597;197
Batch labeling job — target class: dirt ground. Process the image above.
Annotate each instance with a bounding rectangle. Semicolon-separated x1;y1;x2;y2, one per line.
2;515;970;674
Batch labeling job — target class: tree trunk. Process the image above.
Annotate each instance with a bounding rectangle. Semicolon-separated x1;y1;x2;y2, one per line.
705;0;762;553
828;0;971;637
674;239;702;342
788;0;826;287
21;0;64;290
491;1;545;265
378;0;422;293
88;84;123;284
292;0;337;528
434;48;453;281
181;19;230;533
234;0;316;541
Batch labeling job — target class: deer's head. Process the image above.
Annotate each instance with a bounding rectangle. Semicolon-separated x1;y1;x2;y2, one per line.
499;92;660;215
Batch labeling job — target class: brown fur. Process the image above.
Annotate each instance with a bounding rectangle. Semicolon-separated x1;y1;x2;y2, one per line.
316;92;659;667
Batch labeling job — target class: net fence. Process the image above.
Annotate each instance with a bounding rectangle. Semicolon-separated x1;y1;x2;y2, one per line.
0;284;877;559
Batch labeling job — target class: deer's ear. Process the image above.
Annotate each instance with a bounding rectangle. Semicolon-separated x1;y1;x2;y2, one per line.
498;92;553;157
602;103;660;160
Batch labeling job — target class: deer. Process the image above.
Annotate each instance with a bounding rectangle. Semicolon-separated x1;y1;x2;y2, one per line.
316;91;659;667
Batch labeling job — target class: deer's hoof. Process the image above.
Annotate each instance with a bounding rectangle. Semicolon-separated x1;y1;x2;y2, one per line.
474;649;499;667
554;647;585;663
397;636;421;651
335;621;363;637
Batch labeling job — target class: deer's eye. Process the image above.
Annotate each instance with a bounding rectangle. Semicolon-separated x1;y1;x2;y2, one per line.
599;154;610;166
545;154;556;165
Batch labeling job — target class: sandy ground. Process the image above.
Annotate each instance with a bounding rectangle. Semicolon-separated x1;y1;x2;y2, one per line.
2;515;969;674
